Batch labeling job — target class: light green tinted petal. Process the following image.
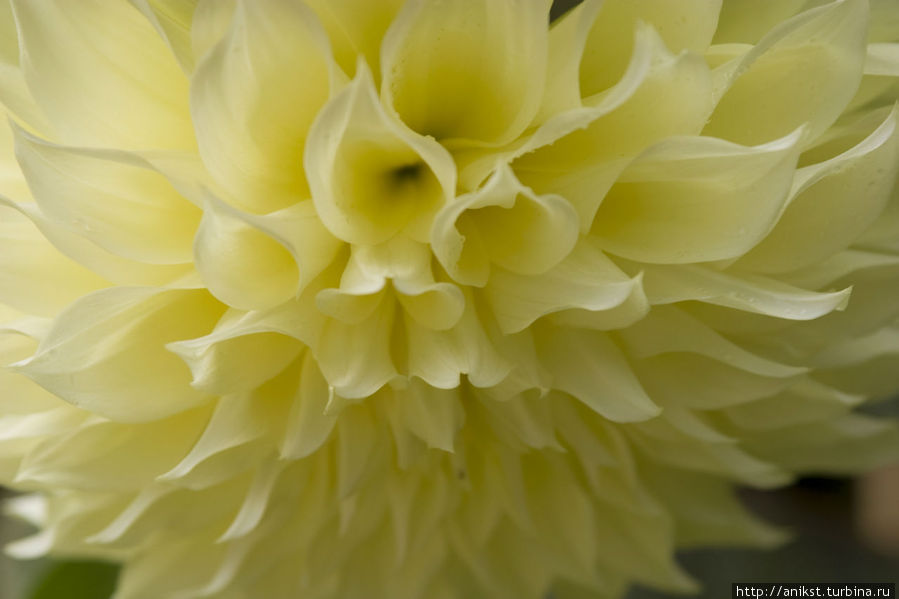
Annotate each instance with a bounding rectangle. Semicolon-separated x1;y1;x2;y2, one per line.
537;0;603;121
579;0;722;97
620;306;807;378
381;0;551;145
14;288;225;422
869;0;899;42
634;354;799;410
744;415;899;473
191;0;338;213
594;129;802;264
713;0;809;44
865;43;899;76
725;379;862;431
704;0;868;146
306;64;455;245
739;106;899;273
395;382;464;453
304;0;404;82
639;264;851;320
515;25;714;229
10;0;193;149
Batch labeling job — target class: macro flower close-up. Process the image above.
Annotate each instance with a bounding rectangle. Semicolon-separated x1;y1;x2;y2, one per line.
1;0;898;598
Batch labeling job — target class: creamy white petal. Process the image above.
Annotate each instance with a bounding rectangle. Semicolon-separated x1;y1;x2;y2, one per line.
190;0;236;64
405;294;513;390
316;295;398;399
160;392;281;485
0;195;193;288
15;408;211;490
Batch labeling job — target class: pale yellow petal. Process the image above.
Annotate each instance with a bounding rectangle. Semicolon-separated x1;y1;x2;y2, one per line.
739;106;899;273
14;127;201;264
515;24;714;230
431;164;579;287
191;0;339;213
381;0;551;146
10;0;193;149
593;129;802;264
704;0;869;146
579;0;722;97
305;0;405;82
306;63;454;245
14;288;225;421
485;239;641;335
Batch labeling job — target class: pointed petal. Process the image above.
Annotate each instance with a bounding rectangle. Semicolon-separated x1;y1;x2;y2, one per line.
381;0;551;145
191;0;339;213
739;106;899;273
10;0;192;149
704;0;869;146
485;239;640;334
14;127;201;264
594;129;802;264
14;288;225;421
579;0;722;97
431;164;579;287
538;327;661;422
306;63;454;245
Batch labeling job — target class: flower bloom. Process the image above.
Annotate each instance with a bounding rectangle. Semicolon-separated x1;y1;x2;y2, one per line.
1;0;899;597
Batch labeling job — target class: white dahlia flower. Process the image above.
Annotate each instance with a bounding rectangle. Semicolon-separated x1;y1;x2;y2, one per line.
1;0;898;597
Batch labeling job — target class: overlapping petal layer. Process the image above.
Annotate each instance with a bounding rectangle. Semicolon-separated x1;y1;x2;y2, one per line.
0;1;898;599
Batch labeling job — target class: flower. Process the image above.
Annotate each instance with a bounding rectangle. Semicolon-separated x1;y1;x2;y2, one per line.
1;0;899;597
